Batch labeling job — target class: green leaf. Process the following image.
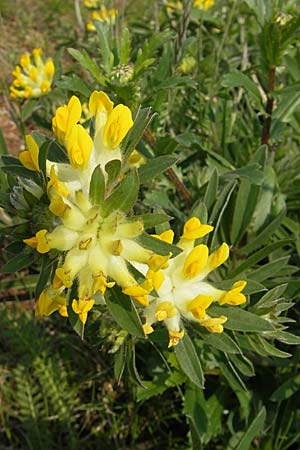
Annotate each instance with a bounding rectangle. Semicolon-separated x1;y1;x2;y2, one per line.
239;210;285;254
208;305;274;332
38;141;50;175
114;340;127;383
105;159;121;189
209;181;237;249
47;140;69;163
254;284;287;309
122;107;155;162
21;99;38;121
228;353;255;377
271;375;300;401
139;213;172;229
89;164;105;205
204;168;218;212
94;22;112;74
135;232;182;257
126;337;146;387
273;91;300;123
267;330;300;345
257;337;291;358
2;251;35;273
235;407;266;450
102;170;139;216
223;163;264;185
174;333;204;388
202;331;241;354
229;240;292;278
35;256;55;299
56;75;91;97
105;286;144;338
1;165;40;184
68;47;104;83
0;128;8;155
247;256;290;282
119;27;131;65
218;352;248;392
230;179;260;245
138;155;178;184
184;381;208;443
222;70;262;105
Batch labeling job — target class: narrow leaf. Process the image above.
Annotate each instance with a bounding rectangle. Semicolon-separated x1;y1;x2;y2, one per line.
105;286;144;338
174;333;204;388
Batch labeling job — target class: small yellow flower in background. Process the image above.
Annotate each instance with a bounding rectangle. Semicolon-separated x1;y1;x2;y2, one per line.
178;56;196;75
193;0;215;9
132;217;247;348
84;0;101;8
86;6;118;31
10;48;54;99
166;0;214;13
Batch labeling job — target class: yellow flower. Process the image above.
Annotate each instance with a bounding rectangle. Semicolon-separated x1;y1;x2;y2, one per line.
219;280;247;306
178;56;196;75
103;104;133;149
168;330;185;348
66;124;93;170
52;95;82;145
131;217;247;347
201;316;227;333
19;135;40;172
181;216;214;240
36;288;68;317
86;6;118;30
23;229;50;253
26;91;158;328
193;0;215;9
10;48;54;99
72;298;95;324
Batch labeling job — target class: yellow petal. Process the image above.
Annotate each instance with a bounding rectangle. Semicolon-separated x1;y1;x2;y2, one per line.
187;294;213;319
208;243;229;270
159;229;174;244
103;104;133;149
183;244;209;278
219;280;247;306
89;90;114;116
201;315;227;333
182;217;214;240
19;151;36;171
168;329;185;348
66;124;93;169
155;301;177;321
143;323;154;335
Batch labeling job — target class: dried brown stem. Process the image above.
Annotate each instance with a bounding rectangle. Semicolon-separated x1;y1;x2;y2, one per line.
143;129;192;203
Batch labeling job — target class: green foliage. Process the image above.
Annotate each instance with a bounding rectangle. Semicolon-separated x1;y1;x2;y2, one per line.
1;0;300;449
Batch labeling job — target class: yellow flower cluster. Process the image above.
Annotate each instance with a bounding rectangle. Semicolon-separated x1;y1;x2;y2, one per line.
10;48;54;99
21;91;155;325
84;0;101;8
166;0;214;12
130;217;247;348
86;6;118;31
193;0;215;9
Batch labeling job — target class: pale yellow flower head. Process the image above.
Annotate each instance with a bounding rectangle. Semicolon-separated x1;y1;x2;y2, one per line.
24;91;152;325
10;48;54;99
130;218;246;347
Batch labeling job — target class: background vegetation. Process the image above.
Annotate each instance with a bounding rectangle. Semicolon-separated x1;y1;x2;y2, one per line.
1;0;300;449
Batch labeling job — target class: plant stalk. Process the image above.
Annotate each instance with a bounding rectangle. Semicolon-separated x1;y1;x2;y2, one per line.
261;66;276;146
